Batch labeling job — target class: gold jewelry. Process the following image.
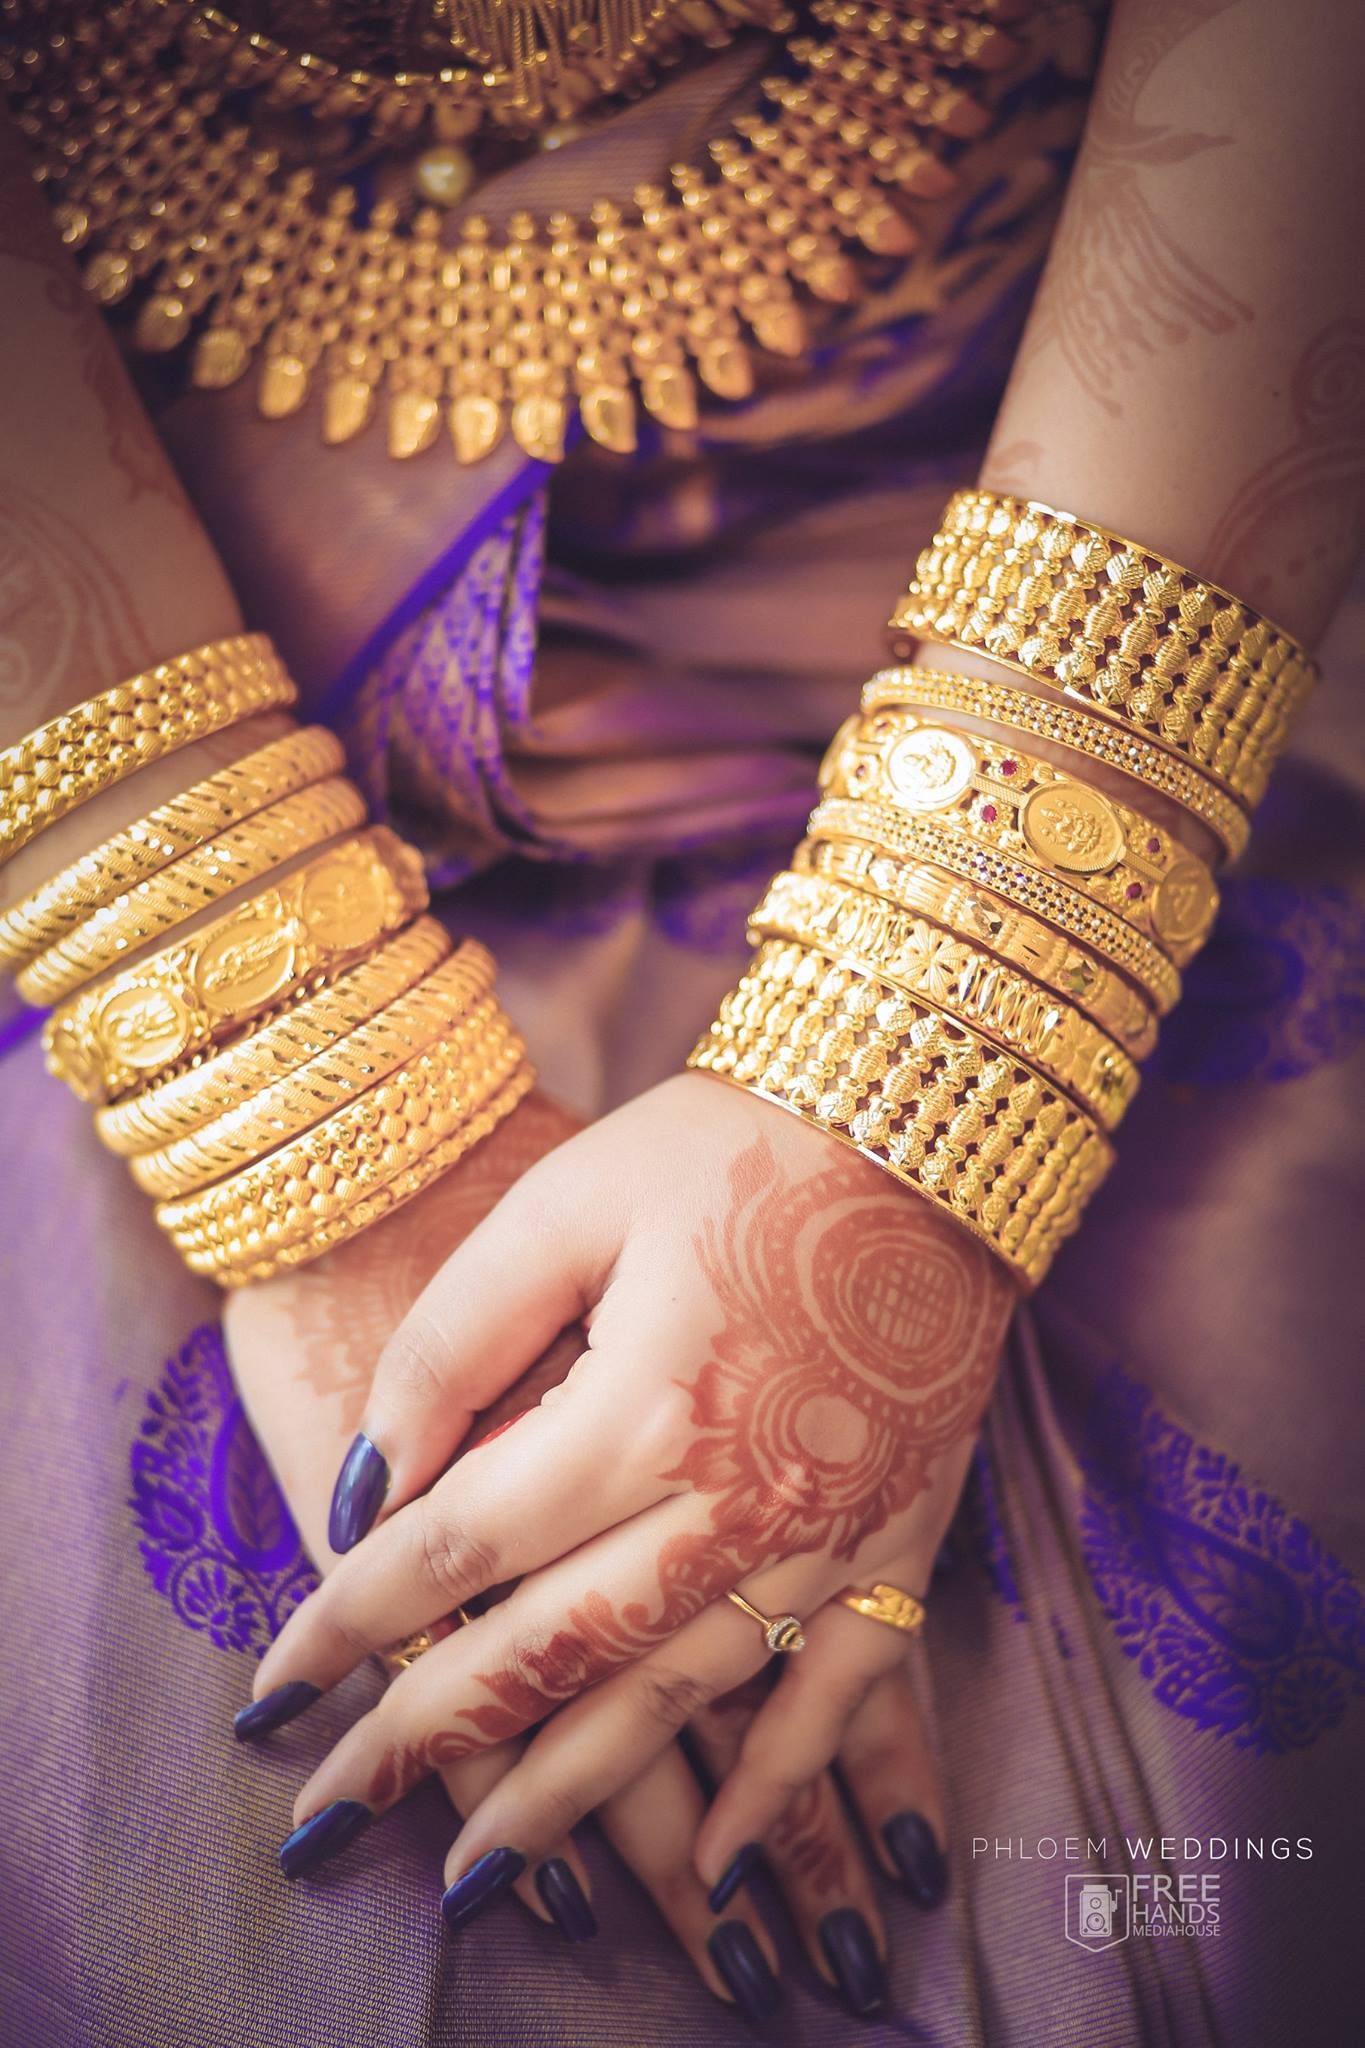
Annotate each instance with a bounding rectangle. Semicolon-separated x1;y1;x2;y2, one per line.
891;490;1317;809
861;667;1250;860
821;707;1219;966
130;942;497;1197
202;1064;535;1287
0;632;295;867
689;938;1113;1287
751;869;1138;1128
0;726;343;973
726;1590;807;1654
94;917;453;1156
380;1609;473;1679
17;776;367;1006
810;795;1181;1016
796;837;1158;1058
837;1583;925;1634
4;1;1017;465
46;827;429;1104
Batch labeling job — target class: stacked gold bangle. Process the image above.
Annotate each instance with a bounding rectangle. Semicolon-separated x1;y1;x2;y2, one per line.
2;635;534;1285
690;491;1318;1286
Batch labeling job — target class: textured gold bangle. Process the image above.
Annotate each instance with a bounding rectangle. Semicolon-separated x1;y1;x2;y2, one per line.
810;794;1181;1016
0;726;344;972
17;776;367;1006
689;938;1112;1288
195;1065;536;1289
796;838;1157;1058
891;491;1316;809
752;870;1138;1129
159;1006;531;1271
130;943;497;1198
94;918;454;1156
861;667;1250;860
46;827;429;1104
821;707;1219;967
0;633;296;866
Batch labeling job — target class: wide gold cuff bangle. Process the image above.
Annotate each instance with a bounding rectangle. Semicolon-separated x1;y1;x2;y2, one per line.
891;491;1316;809
46;826;428;1104
17;776;367;1006
862;667;1249;860
689;938;1113;1288
821;707;1218;967
0;726;344;973
751;869;1138;1129
0;633;296;866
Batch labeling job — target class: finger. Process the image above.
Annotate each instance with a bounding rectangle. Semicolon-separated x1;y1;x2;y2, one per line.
436;1741;598;1944
838;1661;950;1909
596;1744;782;2022
330;1150;615;1546
252;1347;687;1704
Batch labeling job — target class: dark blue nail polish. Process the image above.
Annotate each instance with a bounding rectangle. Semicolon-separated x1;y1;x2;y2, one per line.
441;1847;527;1932
708;1840;764;1912
535;1859;597;1943
234;1681;321;1743
819;1908;886;2017
279;1800;373;1880
883;1811;948;1908
328;1433;389;1553
708;1920;781;2023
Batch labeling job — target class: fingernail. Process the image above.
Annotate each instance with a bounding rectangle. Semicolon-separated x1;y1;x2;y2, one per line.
819;1907;886;2017
279;1800;373;1880
535;1858;598;1942
883;1811;948;1908
708;1840;764;1912
441;1847;527;1932
234;1681;321;1743
328;1432;389;1553
708;1921;781;2023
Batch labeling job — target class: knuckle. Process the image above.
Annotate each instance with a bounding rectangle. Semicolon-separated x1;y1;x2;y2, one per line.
382;1316;451;1408
413;1510;500;1607
633;1662;714;1734
636;1383;697;1469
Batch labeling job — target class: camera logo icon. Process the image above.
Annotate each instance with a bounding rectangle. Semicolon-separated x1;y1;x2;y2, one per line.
1064;1874;1131;1951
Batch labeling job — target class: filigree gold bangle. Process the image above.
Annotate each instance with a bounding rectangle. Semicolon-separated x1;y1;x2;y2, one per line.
821;707;1219;966
130;943;497;1198
0;725;344;972
891;491;1316;809
809;795;1181;1016
861;667;1249;859
46;827;428;1104
751;870;1138;1129
689;938;1113;1288
94;918;454;1156
18;776;367;1005
796;837;1157;1058
0;633;296;866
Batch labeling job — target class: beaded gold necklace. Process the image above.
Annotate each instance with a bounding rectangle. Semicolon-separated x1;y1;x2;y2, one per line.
2;0;1019;466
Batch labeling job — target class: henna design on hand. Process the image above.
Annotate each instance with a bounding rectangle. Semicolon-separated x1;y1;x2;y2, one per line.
0;488;149;730
767;1774;856;1903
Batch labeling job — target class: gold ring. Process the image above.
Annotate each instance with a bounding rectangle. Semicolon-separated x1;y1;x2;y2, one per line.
837;1584;926;1635
380;1606;473;1676
726;1590;806;1653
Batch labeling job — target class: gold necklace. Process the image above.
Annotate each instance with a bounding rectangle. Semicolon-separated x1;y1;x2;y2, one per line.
2;0;1021;466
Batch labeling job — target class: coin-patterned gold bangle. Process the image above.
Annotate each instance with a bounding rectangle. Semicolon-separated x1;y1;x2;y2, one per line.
18;776;367;1006
0;725;344;972
891;491;1316;809
130;943;498;1198
795;838;1158;1058
0;633;297;866
46;826;429;1104
195;1064;536;1289
159;1008;531;1273
94;917;454;1156
809;795;1181;1016
689;938;1112;1288
821;708;1219;967
751;870;1139;1129
861;667;1249;859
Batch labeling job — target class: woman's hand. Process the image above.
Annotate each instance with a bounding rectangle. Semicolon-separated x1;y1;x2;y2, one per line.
246;1073;1013;1856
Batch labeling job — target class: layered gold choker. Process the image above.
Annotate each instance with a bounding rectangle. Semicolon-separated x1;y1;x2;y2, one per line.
1;0;1021;464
